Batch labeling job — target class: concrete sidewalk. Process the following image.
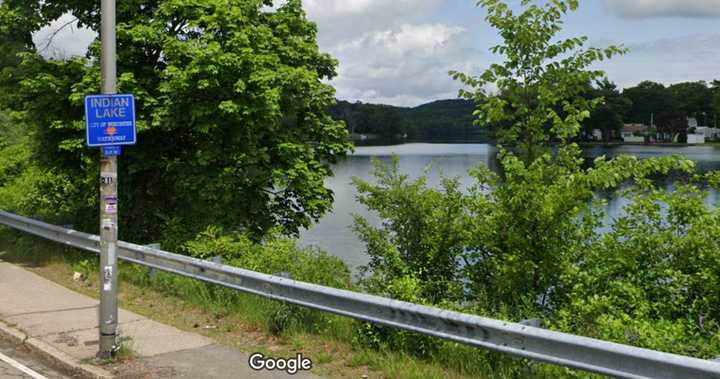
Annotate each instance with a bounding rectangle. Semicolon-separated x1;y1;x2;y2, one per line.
0;261;320;378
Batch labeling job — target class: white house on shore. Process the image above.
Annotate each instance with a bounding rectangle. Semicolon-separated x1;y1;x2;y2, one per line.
696;126;720;140
687;134;705;144
621;119;710;144
621;124;646;143
688;117;717;143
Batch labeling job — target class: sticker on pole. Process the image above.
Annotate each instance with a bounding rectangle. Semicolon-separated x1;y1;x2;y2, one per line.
85;94;136;147
102;145;122;156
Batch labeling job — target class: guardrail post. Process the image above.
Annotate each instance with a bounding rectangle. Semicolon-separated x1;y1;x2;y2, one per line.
145;243;161;280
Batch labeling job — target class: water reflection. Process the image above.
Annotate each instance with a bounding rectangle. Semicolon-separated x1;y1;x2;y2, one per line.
299;144;720;270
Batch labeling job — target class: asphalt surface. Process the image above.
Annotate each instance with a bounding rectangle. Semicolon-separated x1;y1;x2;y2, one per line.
0;338;67;379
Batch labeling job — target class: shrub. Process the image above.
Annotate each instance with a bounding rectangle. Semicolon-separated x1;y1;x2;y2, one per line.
184;226;353;335
185;225;352;290
553;184;720;357
353;157;469;305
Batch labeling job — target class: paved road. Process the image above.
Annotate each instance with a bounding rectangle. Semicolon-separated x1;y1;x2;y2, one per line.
0;338;67;379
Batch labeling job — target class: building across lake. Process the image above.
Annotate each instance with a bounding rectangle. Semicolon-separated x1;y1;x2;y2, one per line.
618;117;719;145
621;124;646;143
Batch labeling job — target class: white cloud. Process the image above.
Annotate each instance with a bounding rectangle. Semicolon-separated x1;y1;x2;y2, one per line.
335;24;466;59
304;0;445;45
32;3;478;107
327;24;483;106
605;0;720;18
32;14;96;59
595;33;720;88
305;1;477;106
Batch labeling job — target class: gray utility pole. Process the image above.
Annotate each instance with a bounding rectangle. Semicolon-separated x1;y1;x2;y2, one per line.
98;0;119;359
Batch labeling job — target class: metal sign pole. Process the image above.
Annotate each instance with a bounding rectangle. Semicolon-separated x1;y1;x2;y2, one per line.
98;0;119;359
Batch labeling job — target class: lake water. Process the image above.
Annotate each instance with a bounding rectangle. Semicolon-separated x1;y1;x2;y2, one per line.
298;143;720;270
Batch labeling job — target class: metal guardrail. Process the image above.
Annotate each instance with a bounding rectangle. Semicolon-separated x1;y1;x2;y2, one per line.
2;210;720;379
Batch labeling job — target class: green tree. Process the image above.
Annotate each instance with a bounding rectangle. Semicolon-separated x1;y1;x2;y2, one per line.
0;0;351;246
353;158;470;306
582;79;632;141
355;0;632;318
0;1;34;68
451;0;625;163
446;0;630;312
668;81;712;121
329;99;486;143
712;80;720;127
353;1;700;355
622;81;676;125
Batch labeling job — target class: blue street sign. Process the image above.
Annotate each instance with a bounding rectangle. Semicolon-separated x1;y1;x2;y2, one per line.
85;94;136;147
102;145;122;156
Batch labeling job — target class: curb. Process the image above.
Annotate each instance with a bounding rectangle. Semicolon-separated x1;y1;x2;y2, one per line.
0;320;113;379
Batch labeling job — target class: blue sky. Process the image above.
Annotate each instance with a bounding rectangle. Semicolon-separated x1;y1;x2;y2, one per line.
36;0;720;107
432;1;718;45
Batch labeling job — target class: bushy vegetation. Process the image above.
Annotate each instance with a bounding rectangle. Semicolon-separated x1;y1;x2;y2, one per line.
184;226;352;291
553;183;720;357
348;0;720;375
155;231;353;337
353;156;720;357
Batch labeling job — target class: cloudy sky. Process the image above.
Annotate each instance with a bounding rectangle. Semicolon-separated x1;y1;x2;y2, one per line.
35;0;720;107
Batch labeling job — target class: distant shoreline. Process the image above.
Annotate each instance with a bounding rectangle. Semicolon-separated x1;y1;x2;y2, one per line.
577;141;711;147
352;139;714;148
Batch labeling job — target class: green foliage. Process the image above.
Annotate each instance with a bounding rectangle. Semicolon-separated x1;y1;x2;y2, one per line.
451;0;626;162
581;79;632;141
0;114;31;192
622;81;675;125
406;100;490;142
0;120;92;224
713;81;720;123
353;153;715;367
330;77;720;145
353;157;468;305
354;153;695;307
330;77;720;144
72;258;95;279
668;81;714;120
185;226;352;290
330;101;409;141
0;0;351;244
184;226;353;335
350;0;720;373
554;185;720;357
329;99;490;143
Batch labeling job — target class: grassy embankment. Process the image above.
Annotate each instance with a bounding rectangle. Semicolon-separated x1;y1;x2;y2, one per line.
0;228;580;379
